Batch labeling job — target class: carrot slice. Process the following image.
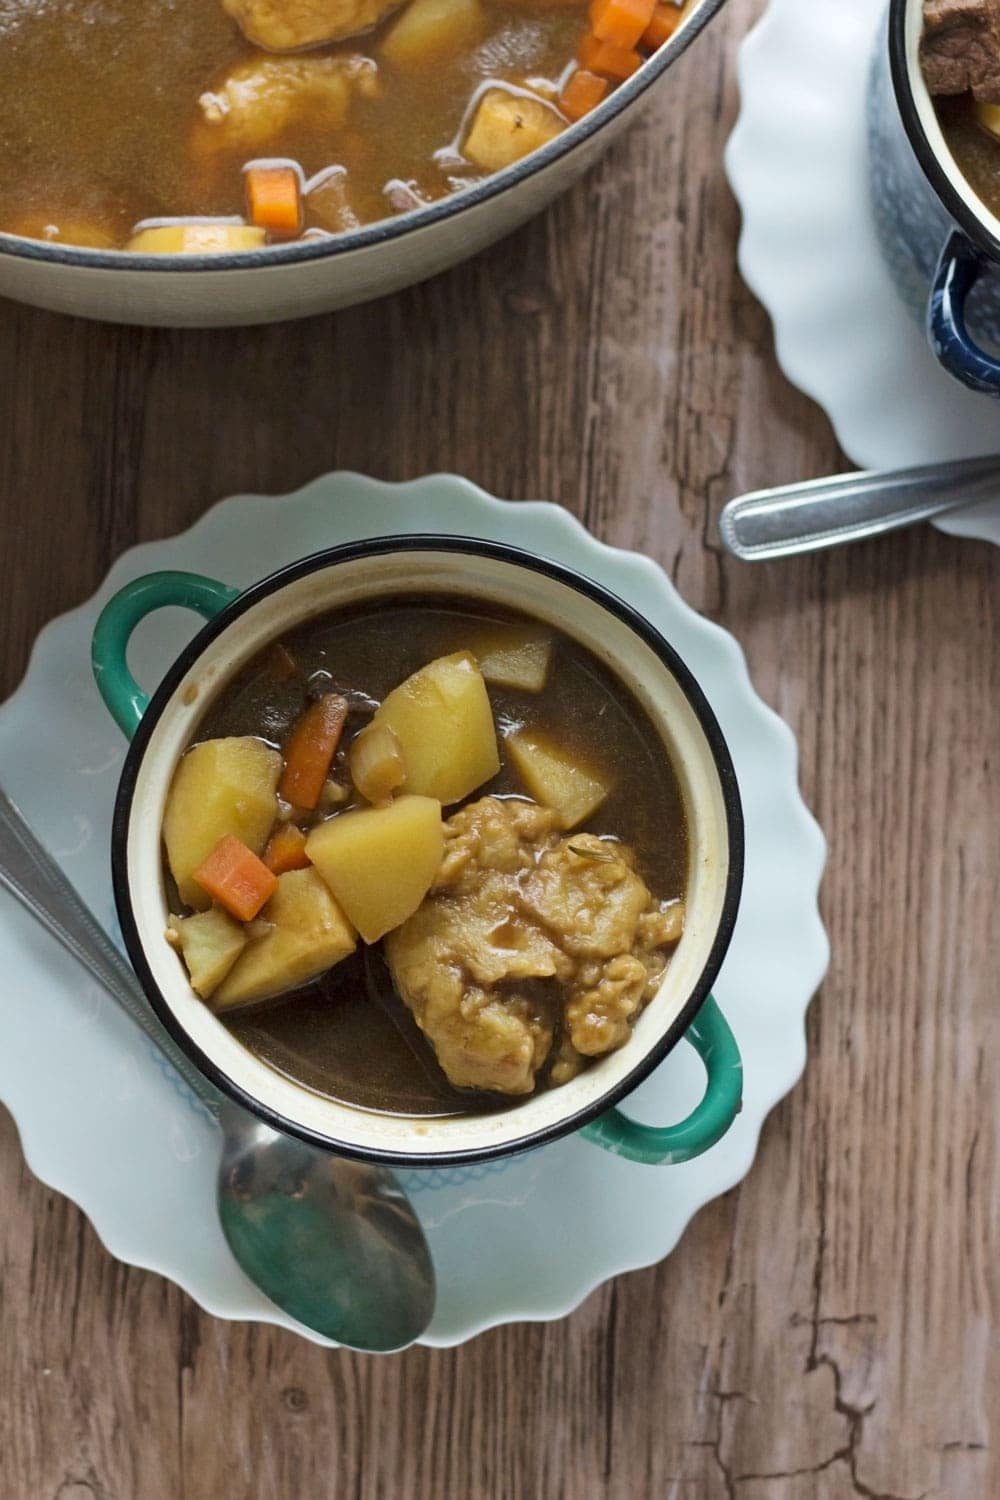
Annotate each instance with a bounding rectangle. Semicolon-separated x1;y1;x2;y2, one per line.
279;694;349;810
577;31;643;79
559;69;610;122
245;166;303;238
588;0;656;50
263;823;311;875
641;2;681;49
193;835;277;922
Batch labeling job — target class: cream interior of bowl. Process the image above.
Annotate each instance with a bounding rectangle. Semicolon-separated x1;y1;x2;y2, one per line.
905;0;1000;245
125;550;732;1159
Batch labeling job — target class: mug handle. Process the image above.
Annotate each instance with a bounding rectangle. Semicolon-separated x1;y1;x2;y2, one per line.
92;571;240;740
928;230;1000;397
579;995;742;1165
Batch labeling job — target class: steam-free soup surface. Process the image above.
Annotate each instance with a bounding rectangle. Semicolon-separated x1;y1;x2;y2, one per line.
187;599;688;1116
0;0;688;250
935;95;1000;219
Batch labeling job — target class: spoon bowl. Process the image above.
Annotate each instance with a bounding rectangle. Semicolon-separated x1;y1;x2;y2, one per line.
217;1103;434;1349
0;787;435;1351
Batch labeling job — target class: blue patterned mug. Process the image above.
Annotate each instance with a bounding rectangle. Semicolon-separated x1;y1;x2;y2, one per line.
870;0;1000;395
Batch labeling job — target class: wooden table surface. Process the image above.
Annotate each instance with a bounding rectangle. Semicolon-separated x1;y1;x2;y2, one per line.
1;2;997;1495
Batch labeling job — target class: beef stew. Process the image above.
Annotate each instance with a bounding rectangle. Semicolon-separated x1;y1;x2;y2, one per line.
921;0;1000;218
160;598;689;1116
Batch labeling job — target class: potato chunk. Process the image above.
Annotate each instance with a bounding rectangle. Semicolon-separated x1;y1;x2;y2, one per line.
381;0;483;69
213;868;356;1010
306;166;360;233
163;738;282;910
169;908;248;999
306;796;444;943
506;728;612;829
463;89;564;172
223;0;402;51
127;223;266;254
372;652;499;805
976;100;1000;139
349;722;406;803
469;623;553;693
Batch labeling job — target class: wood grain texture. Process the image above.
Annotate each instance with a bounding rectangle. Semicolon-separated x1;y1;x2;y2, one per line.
0;1;997;1495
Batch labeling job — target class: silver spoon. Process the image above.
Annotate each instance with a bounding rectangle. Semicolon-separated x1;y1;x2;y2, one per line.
0;786;435;1351
719;453;1000;561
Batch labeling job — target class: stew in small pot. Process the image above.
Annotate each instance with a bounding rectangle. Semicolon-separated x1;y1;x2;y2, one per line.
920;0;1000;217
159;597;689;1116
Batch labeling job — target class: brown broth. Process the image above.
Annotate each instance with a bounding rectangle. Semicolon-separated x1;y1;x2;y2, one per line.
181;598;688;1116
936;95;1000;221
0;0;588;247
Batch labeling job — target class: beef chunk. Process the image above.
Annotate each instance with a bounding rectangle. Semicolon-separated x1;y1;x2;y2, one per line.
920;0;1000;103
385;797;685;1096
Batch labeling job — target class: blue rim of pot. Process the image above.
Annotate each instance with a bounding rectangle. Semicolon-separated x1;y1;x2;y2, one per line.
0;0;729;277
108;535;745;1168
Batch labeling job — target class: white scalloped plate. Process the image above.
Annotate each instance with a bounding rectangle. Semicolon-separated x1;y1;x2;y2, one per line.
0;475;827;1346
725;0;1000;546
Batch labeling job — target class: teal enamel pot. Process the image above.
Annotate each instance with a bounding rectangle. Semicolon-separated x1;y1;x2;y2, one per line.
93;538;744;1169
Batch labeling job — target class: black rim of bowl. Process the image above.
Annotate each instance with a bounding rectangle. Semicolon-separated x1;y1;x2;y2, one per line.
0;0;729;276
112;536;745;1167
889;0;1000;260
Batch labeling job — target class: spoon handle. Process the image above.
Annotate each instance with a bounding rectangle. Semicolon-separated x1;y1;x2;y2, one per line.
718;454;1000;561
0;787;220;1118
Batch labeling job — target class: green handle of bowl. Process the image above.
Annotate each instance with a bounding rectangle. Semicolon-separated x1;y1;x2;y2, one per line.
92;571;741;1167
92;571;241;740
580;995;742;1164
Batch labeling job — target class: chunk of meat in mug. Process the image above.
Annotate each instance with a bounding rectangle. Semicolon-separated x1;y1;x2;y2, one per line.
222;0;404;50
194;54;375;154
385;803;565;1094
386;798;685;1096
921;0;1000;102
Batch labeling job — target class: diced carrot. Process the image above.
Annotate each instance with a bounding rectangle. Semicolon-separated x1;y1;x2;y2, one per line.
641;1;681;50
589;0;656;49
263;823;311;875
245;166;303;238
577;31;643;80
193;835;277;922
559;68;610;123
279;694;349;810
267;641;299;682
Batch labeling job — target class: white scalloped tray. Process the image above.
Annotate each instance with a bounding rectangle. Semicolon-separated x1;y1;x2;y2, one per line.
0;474;828;1346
